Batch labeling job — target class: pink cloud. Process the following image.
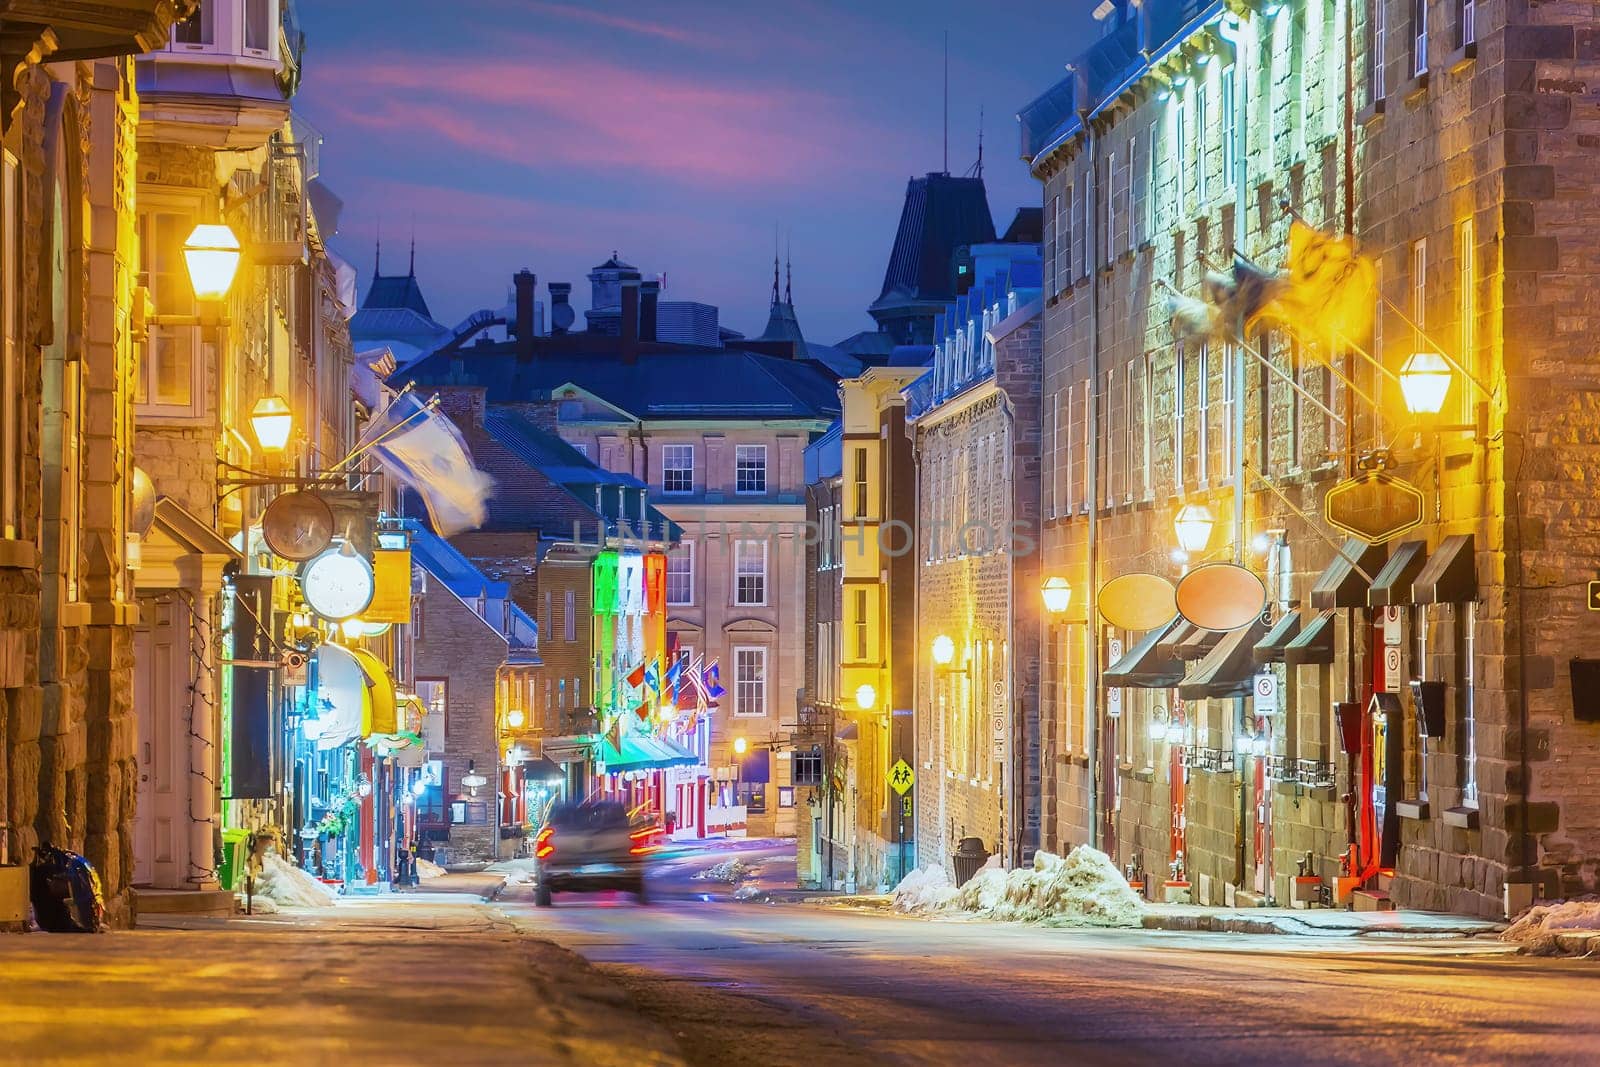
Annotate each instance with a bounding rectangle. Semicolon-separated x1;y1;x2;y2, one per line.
314;45;911;187
516;1;715;47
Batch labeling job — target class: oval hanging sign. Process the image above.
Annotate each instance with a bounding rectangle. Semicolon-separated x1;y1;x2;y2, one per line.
1175;563;1267;632
1098;573;1179;631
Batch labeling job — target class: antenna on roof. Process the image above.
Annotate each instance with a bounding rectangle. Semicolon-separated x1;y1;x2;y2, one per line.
942;30;949;175
785;231;793;306
408;214;416;276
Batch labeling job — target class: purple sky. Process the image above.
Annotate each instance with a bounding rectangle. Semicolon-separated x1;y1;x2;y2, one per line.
297;0;1098;344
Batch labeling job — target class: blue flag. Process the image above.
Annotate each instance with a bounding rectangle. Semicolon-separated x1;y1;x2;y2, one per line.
644;659;661;694
704;661;725;699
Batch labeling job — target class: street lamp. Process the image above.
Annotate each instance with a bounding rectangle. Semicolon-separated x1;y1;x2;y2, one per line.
1040;576;1073;616
182;222;242;301
855;683;877;711
732;736;748;755
505;707;526;729
1173;504;1215;555
250;394;294;453
931;634;956;667
1398;351;1453;416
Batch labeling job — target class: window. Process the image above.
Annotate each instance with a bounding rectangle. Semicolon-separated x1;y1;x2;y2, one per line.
1462;609;1478;805
570;442;589;458
1137;355;1153;500
1458;0;1475;47
417;679;447;742
172;0;215;46
1174;344;1186;491
853;589;869;660
1196;343;1210;484
1458;218;1475;425
1077;174;1090;278
1132;132;1147;248
1044;395;1058;518
1194;79;1208;204
563;589;576;643
1058;389;1072;513
1220;342;1235;483
662;444;694;494
1045;192;1057;297
1412;237;1428;345
243;0;273;54
1057;184;1073;290
734;647;767;717
136;207;203;417
541;591;551;638
1;151;17;540
666;540;693;605
1220;64;1237;188
1174;94;1187;219
735;444;767;494
793;747;823;786
734;540;767;605
1106;150;1118;264
1412;0;1429;76
853;447;869;519
1372;0;1388;100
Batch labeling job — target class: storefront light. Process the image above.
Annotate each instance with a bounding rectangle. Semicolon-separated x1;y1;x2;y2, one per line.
657;703;676;723
340;618;366;640
183;222;242;301
1173;504;1215;554
1165;720;1185;744
1148;714;1169;742
505;707;526;729
250;394;294;453
1235;731;1254;756
855;683;877;711
411;778;429;797
931;634;956;667
1399;351;1453;415
1040;576;1073;616
732;737;748;755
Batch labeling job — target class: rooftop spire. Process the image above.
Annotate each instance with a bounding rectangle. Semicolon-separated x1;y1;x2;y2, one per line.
770;225;781;306
785;236;792;306
375;214;382;276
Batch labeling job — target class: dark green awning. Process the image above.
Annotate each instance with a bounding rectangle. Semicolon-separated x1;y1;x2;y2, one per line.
1253;610;1303;664
1414;534;1477;604
1309;539;1388;610
1285;609;1336;666
1369;540;1428;607
1178;618;1271;700
1104;619;1186;689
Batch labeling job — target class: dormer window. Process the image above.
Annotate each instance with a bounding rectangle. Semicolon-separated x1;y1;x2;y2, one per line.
168;0;279;62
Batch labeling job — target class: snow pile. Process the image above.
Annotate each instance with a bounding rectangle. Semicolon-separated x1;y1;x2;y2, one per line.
248;853;337;908
235;894;279;915
695;859;756;884
416;858;446;881
894;847;1143;928
502;868;535;886
891;864;959;914
1503;900;1600;955
732;884;766;901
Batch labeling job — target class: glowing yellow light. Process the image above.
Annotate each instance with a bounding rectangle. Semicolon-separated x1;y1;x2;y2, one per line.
732;736;748;755
250;394;294;453
656;703;676;723
505;707;526;729
931;634;956;666
339;618;365;640
1399;351;1452;416
855;683;877;711
1173;503;1215;554
1040;577;1073;615
182;222;242;301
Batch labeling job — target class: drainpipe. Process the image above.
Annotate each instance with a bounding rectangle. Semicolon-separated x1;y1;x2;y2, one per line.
1083;114;1102;853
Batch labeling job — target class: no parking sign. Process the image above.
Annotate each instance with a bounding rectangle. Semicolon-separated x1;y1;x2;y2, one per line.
1253;673;1279;714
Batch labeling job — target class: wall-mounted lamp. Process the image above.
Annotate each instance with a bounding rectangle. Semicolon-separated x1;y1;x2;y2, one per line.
1173;504;1216;555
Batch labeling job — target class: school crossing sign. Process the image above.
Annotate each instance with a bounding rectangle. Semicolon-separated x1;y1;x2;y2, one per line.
888;759;916;796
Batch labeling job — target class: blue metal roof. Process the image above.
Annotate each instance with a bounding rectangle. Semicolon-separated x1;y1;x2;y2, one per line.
804;421;843;485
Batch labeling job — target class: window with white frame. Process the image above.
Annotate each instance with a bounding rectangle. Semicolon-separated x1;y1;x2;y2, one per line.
734;540;767;605
1458;0;1475;47
1046;192;1059;297
136;206;205;418
1412;0;1429;76
1220;342;1236;483
1076;174;1090;279
734;647;767;717
1106;150;1119;264
564;589;576;642
170;0;278;59
1103;366;1118;507
666;540;694;605
1174;343;1186;492
1131;132;1146;248
1372;0;1388;101
1044;395;1058;518
1;150;18;540
1174;92;1187;219
662;443;694;494
1059;388;1073;513
1196;342;1210;484
1221;64;1237;188
1462;608;1478;805
735;444;767;494
1195;79;1208;204
1138;354;1153;500
1059;184;1074;290
1458;218;1475;425
1412;237;1428;345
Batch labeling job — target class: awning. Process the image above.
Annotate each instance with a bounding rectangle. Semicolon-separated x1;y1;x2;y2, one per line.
1177;624;1224;661
836;721;860;742
1368;540;1428;607
1285;609;1337;666
1414;533;1477;604
1253;611;1304;664
1309;539;1389;610
1104;619;1187;688
1178;617;1271;700
598;732;698;772
518;754;566;783
308;644;366;750
541;734;596;764
1157;621;1197;659
349;647;398;736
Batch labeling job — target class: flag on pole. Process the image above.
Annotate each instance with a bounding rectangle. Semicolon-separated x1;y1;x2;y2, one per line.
605;716;621;755
644;659;661;694
1165;289;1218;343
665;655;683;691
359;392;493;535
632;702;650;722
1257;221;1377;349
703;661;725;700
625;661;647;689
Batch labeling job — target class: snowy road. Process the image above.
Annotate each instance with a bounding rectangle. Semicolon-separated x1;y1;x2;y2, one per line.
498;857;1600;1067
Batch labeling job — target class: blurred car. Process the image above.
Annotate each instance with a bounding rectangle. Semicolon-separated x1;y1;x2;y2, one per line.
533;799;654;906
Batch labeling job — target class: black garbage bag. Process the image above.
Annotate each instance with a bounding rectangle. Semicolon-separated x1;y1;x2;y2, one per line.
30;844;105;933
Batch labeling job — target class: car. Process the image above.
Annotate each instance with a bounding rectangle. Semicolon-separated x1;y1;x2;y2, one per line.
532;800;651;906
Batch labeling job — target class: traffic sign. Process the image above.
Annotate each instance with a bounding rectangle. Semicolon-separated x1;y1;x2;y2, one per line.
1253;673;1279;714
888;759;915;796
1382;646;1402;693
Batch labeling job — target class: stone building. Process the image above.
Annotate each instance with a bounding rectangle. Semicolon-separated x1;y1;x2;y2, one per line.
905;250;1044;872
1022;0;1600;916
0;0;196;928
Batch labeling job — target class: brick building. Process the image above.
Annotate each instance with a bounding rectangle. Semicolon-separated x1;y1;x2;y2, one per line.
905;251;1044;872
1021;0;1600;916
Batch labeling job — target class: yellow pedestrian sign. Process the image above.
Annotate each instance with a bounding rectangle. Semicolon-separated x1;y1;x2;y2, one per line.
888;759;915;796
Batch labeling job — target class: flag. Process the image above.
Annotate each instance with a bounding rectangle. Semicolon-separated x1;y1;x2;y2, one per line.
1230;255;1288;335
1257;221;1377;349
703;661;725;700
632;702;650;722
625;661;647;689
605;716;621;756
1166;289;1218;343
644;659;661;694
360;392;493;535
665;655;683;690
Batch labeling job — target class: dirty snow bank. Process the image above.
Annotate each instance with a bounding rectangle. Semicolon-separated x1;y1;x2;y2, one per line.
1503;900;1600;955
416;858;446;880
247;853;337;908
695;859;756;884
892;847;1143;928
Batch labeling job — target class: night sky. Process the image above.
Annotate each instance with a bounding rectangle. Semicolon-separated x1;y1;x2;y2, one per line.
296;0;1098;344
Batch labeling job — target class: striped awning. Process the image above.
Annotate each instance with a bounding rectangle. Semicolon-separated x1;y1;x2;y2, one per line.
598;733;698;772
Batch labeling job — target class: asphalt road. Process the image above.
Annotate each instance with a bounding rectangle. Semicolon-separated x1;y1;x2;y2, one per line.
498;847;1600;1067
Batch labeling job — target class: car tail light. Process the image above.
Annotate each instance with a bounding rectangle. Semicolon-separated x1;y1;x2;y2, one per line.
534;827;555;859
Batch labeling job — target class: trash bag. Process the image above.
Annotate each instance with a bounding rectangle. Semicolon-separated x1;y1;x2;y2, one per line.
30;844;105;933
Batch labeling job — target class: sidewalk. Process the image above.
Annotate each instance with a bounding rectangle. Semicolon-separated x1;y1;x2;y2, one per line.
796;892;1504;938
0;899;683;1066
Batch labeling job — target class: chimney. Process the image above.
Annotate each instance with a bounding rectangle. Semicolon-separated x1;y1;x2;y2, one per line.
513;269;537;362
619;278;640;363
639;280;660;343
548;282;574;335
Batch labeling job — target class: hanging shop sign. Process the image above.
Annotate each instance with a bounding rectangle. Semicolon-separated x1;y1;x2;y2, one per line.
365;547;413;623
1174;563;1268;632
301;542;376;621
1323;471;1425;545
1098;573;1179;631
262;490;335;561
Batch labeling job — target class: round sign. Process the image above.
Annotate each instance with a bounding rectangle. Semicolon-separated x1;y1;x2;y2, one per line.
1174;562;1268;632
130;466;156;537
263;490;335;562
1098;573;1179;631
300;543;376;621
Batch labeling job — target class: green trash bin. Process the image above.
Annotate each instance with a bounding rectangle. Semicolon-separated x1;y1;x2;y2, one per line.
218;829;249;892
